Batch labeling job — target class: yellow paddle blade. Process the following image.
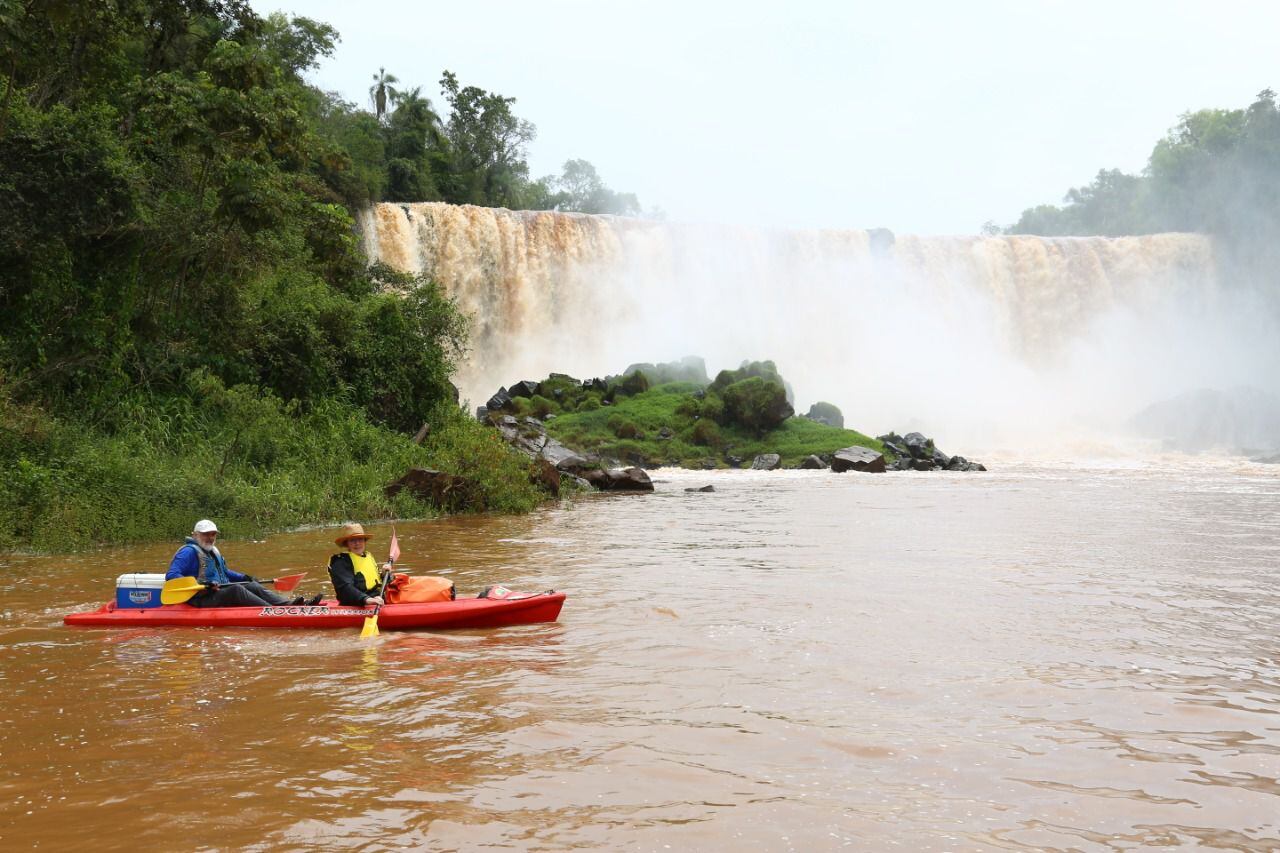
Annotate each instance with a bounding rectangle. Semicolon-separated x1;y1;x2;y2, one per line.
160;577;206;605
359;613;380;639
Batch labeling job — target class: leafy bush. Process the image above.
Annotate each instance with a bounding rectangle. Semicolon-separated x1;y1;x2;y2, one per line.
616;370;650;397
607;414;642;439
690;418;722;447
529;394;558;418
717;377;794;434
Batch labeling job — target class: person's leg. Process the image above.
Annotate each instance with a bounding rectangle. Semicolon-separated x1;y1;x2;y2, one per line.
242;581;291;606
187;584;277;607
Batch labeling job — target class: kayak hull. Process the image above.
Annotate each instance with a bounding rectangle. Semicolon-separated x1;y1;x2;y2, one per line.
63;592;565;631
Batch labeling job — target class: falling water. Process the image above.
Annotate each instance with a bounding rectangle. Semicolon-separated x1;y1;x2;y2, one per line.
359;203;1256;450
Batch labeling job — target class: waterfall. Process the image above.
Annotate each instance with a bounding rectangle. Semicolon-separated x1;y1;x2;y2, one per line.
360;202;1238;447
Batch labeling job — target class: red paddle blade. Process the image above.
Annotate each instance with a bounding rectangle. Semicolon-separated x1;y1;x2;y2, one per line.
389;528;401;565
272;572;307;592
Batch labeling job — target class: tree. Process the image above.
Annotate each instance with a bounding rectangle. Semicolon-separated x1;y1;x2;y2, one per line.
546;158;641;215
439;69;535;206
369;66;398;121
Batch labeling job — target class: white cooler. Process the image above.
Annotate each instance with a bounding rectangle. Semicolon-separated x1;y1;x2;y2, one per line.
115;573;167;609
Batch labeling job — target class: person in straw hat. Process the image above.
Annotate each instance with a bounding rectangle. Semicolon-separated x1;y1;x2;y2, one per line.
328;523;393;607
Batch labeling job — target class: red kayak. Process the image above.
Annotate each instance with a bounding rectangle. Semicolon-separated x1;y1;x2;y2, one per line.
64;592;565;631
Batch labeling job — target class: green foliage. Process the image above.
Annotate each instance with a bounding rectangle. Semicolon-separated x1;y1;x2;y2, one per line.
543;158;641;216
709;360;785;392
528;394;557;418
616;370;650;398
0;377;541;552
0;3;567;551
607;415;641;439
690;418;722;447
1005;88;1280;273
700;393;725;423
544;377;879;468
718;376;794;434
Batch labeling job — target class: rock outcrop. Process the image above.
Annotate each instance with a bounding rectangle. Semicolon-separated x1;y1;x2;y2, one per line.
878;431;986;472
831;446;887;473
751;453;781;470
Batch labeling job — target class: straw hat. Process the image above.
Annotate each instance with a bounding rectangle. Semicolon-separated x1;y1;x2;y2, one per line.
334;522;374;547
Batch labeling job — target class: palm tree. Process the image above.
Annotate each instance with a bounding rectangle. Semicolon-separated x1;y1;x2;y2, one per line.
391;86;446;148
369;67;399;121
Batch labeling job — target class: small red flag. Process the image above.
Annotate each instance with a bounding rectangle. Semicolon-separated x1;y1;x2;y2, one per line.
388;527;401;565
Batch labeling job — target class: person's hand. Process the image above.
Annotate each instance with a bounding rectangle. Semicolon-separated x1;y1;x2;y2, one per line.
381;562;392;572
365;595;384;607
206;582;220;592
241;574;256;583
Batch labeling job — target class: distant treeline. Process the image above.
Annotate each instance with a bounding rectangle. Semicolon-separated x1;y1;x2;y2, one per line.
350;67;641;216
1001;89;1280;274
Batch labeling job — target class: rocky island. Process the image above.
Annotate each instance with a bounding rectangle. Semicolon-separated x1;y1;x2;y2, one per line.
474;357;985;493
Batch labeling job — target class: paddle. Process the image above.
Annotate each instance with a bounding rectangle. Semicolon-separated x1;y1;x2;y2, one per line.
360;527;400;639
160;572;308;605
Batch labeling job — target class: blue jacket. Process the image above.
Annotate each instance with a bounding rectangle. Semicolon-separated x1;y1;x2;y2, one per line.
166;538;247;585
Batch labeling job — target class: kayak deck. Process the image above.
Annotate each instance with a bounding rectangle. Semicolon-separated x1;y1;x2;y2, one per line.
64;592;565;631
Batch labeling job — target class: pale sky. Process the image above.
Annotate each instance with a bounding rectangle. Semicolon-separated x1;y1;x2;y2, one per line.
257;0;1278;235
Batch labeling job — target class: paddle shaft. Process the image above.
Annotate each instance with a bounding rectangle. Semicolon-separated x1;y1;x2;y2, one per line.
360;560;394;637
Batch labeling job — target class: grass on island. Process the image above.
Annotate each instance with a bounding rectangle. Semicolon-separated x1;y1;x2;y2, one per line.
543;382;885;468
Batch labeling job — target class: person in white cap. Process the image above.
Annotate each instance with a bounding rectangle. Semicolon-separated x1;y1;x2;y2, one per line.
165;519;320;608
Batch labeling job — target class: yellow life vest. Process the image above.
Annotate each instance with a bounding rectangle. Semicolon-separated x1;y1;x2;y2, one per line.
349;551;381;592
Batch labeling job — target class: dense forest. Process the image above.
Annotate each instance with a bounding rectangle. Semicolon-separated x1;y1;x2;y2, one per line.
1003;89;1280;277
0;1;637;550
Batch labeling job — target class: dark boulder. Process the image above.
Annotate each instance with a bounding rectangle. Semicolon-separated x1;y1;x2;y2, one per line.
685;485;715;492
903;432;929;458
799;454;827;469
608;467;654;490
509;379;540;398
877;432;909;459
751;453;781;470
583;466;654;492
385;468;484;512
725;455;744;468
542;439;588;471
910;458;937;471
486;388;513;412
831;446;887;473
931;447;950;468
946;456;987;472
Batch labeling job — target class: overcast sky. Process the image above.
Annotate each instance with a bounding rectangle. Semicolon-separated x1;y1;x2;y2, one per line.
257;0;1278;234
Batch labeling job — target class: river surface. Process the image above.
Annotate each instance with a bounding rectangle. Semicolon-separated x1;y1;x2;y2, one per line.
2;459;1279;851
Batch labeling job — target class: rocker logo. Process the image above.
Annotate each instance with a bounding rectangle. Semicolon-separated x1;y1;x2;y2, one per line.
259;606;370;616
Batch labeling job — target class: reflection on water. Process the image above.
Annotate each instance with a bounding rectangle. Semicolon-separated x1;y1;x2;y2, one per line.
1;459;1279;849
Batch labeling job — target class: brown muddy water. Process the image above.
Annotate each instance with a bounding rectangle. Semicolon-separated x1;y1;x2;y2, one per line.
2;459;1279;851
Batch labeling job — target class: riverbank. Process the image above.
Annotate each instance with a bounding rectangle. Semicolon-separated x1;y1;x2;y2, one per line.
0;381;543;553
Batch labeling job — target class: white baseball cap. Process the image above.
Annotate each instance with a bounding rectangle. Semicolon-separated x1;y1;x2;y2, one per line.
193;519;219;534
